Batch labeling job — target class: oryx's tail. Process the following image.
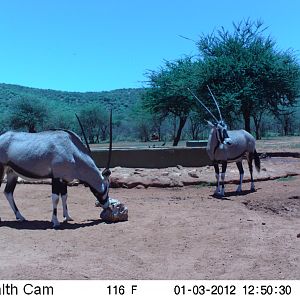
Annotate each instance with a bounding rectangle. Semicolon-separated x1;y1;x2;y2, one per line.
254;150;260;172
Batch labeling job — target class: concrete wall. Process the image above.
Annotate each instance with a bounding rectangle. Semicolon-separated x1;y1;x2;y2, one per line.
92;147;211;169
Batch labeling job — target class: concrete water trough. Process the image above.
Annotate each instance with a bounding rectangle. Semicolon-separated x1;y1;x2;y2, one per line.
91;146;210;169
186;140;208;147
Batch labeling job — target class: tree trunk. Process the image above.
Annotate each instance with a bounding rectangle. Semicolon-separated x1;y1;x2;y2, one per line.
243;111;251;133
28;124;36;133
173;116;187;146
253;116;261;140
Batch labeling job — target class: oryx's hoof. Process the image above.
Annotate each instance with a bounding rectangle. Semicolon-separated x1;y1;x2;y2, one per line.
236;187;242;194
100;203;128;223
214;192;225;198
16;213;26;222
51;217;60;229
63;216;74;223
213;189;221;196
52;222;61;229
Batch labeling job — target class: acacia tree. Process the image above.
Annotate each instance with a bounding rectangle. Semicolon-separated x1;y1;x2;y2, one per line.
143;57;200;146
197;19;300;136
78;104;109;143
9;97;48;132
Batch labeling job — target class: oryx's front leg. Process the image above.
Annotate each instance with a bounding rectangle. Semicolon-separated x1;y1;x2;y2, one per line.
236;161;244;193
51;178;73;228
3;171;25;221
61;193;73;222
219;162;227;197
213;162;220;195
51;193;60;228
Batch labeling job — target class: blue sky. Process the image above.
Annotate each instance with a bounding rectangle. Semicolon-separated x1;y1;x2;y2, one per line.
0;0;299;92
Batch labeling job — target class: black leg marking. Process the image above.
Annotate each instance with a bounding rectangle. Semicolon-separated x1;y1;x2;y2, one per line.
221;162;227;173
248;153;256;191
4;175;18;194
4;173;19;212
4;171;25;220
53;208;57;216
248;153;254;182
221;162;227;190
213;162;220;193
52;178;68;196
236;161;244;175
213;162;219;175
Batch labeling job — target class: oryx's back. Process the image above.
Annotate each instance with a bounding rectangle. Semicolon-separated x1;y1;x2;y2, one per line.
227;130;256;150
0;130;90;179
211;129;256;162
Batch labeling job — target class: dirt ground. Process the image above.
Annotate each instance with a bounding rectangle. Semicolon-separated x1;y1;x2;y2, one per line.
0;159;299;280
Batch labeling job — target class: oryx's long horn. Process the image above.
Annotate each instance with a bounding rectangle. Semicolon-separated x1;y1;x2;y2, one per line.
207;85;223;121
187;88;219;122
106;108;113;170
75;113;91;154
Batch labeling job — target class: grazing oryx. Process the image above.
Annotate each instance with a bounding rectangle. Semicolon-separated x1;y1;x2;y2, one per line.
188;87;260;197
0;112;128;227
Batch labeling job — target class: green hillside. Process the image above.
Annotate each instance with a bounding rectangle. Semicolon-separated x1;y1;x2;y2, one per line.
0;83;144;120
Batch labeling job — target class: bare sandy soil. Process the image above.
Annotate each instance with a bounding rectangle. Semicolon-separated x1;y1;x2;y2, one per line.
0;157;299;280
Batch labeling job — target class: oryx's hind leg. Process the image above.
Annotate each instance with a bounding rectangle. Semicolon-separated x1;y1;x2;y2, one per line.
51;178;73;228
247;153;256;192
236;161;244;193
3;170;25;221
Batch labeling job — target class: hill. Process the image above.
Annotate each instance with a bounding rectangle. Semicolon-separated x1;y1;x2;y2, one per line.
0;83;145;121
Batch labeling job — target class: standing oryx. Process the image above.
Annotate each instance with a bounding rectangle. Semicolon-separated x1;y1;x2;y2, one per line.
189;87;260;197
0;112;128;227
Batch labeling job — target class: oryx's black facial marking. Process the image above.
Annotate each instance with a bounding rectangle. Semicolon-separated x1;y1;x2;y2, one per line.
89;184;109;206
223;128;229;139
216;121;230;144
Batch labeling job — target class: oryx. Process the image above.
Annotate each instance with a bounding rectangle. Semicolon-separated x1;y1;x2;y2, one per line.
189;87;260;197
0;111;128;227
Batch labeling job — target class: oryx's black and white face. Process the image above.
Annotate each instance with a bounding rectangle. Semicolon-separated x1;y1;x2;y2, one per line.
216;121;232;145
208;120;232;145
90;174;110;207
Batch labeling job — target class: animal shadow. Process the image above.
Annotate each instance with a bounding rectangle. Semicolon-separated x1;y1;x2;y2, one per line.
211;188;260;200
0;219;105;230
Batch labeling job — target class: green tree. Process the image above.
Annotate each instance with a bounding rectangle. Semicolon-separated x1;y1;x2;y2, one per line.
9;97;48;132
197;19;300;137
77;104;109;143
143;57;200;146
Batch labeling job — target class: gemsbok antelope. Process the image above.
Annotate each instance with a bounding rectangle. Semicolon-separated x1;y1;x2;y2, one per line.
188;87;260;197
0;112;128;227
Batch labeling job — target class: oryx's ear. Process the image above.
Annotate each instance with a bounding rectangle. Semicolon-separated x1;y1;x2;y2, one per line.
206;120;215;127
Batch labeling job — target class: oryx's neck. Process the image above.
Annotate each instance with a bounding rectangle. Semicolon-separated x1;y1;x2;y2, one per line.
76;155;105;191
206;128;219;160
